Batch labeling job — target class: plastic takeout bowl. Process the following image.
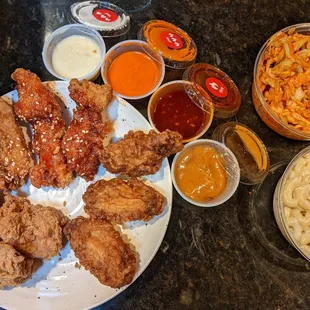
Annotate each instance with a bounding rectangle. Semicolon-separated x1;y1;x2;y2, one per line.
101;40;165;100
273;146;310;261
252;23;310;140
42;24;106;81
171;139;240;207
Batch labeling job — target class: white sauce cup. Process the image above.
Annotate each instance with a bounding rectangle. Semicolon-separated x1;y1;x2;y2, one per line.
42;24;106;81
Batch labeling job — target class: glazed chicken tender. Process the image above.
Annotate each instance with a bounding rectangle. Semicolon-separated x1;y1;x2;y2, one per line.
64;217;137;288
83;178;166;223
0;195;68;259
12;68;73;188
62;80;113;181
0;98;33;190
99;129;183;177
12;68;61;122
31;117;73;188
0;242;39;289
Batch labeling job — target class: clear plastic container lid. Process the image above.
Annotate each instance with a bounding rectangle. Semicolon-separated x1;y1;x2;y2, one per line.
212;122;270;185
183;63;241;118
69;1;130;37
137;20;197;69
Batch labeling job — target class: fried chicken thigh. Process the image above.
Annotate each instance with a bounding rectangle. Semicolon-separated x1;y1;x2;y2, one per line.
99;129;183;177
12;68;73;188
0;195;68;259
62;80;113;181
64;217;137;288
0;242;39;289
0;98;33;190
83;178;166;223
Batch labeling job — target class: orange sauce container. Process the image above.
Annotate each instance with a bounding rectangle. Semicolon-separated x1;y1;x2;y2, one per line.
102;40;165;99
138;20;197;70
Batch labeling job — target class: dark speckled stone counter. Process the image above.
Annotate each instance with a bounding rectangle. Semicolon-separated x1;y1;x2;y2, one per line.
0;0;310;309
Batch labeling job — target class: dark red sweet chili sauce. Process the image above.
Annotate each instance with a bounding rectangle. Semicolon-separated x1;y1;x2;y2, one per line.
152;89;207;140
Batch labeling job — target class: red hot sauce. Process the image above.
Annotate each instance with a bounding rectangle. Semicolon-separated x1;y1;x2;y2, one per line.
152;90;207;140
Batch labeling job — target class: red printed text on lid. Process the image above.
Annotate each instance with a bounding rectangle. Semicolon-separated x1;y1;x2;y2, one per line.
93;9;118;22
160;31;184;50
205;77;228;98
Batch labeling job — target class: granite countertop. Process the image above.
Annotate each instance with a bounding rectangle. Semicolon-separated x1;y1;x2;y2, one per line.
0;0;310;309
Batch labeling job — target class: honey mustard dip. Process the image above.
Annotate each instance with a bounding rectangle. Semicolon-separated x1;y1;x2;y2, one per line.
174;145;227;202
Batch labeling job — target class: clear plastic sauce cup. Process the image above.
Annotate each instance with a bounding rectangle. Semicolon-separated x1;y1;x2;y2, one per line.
42;24;106;81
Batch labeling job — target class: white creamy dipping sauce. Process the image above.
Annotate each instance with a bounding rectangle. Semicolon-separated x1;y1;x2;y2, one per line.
52;35;101;79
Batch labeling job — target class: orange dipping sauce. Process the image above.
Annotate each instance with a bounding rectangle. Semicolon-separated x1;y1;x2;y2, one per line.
175;145;227;202
108;51;160;97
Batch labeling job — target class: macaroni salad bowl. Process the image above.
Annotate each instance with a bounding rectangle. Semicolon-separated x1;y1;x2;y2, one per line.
273;146;310;262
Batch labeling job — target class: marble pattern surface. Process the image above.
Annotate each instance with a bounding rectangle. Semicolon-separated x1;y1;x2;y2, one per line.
0;0;309;309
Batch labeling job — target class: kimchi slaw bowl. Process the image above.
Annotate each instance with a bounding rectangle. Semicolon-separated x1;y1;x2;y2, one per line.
252;23;310;140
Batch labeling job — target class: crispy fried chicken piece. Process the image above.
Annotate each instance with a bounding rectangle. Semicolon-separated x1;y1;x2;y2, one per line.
99;129;183;177
0;98;33;190
12;68;61;122
11;69;73;188
68;79;113;111
0;195;68;259
31;118;73;188
0;242;40;289
83;178;166;223
64;217;137;288
62;80;113;181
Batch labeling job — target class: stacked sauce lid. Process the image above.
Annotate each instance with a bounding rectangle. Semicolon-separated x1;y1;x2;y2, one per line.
183;63;241;118
69;1;130;37
138;20;197;69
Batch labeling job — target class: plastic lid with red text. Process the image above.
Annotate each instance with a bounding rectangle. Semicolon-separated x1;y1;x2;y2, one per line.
138;20;197;69
183;63;241;118
69;1;130;37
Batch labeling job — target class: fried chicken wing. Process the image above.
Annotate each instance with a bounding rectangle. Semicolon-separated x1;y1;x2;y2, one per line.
0;242;39;289
84;178;166;223
12;68;61;122
99;129;183;177
0;98;33;190
0;195;68;259
64;217;137;288
31;118;73;188
68;79;113;111
12;68;73;188
62;80;113;181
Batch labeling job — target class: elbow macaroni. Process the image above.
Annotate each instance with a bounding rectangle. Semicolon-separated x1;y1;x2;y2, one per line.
283;153;310;256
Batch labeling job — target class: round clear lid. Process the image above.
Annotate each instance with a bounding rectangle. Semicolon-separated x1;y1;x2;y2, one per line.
69;1;130;37
137;20;197;69
212;122;270;185
183;63;242;118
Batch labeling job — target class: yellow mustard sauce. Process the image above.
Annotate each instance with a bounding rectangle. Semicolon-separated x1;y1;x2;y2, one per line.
175;145;227;202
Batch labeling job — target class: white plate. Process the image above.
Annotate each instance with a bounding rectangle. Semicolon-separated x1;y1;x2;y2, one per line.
0;81;172;310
